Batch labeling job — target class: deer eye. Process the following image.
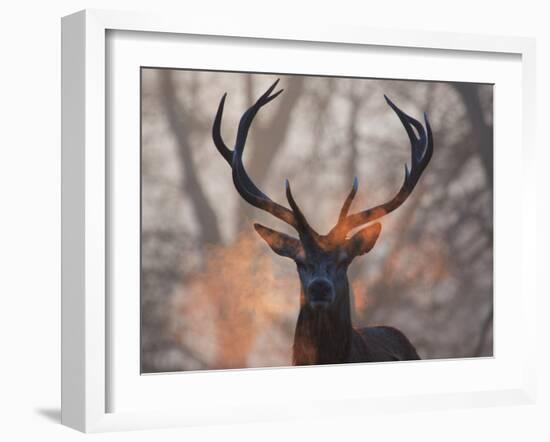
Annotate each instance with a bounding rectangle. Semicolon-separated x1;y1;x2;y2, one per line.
335;249;350;267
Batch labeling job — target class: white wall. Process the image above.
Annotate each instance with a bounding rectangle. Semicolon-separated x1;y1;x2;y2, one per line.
0;1;547;441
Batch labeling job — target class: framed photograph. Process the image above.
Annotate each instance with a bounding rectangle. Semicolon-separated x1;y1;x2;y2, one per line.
61;9;537;432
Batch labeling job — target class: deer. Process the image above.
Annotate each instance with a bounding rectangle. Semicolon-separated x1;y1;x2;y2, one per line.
212;79;433;365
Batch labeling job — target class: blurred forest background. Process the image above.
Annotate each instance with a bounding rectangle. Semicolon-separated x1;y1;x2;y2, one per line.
140;68;493;373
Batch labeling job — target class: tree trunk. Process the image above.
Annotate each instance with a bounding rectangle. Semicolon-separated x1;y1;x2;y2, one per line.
158;70;222;245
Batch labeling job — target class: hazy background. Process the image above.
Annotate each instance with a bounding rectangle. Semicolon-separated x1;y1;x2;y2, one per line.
140;68;493;373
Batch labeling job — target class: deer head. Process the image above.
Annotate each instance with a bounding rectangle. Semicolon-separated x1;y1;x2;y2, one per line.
212;79;433;312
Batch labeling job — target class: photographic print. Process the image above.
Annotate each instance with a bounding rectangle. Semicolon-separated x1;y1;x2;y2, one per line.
140;68;493;373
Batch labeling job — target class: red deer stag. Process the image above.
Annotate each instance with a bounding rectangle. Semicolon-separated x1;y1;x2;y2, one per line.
212;79;433;365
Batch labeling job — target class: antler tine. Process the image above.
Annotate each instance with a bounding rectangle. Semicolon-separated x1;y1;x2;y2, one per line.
338;177;359;223
235;79;283;149
285;180;320;242
384;95;433;191
330;97;433;239
213;79;300;231
213;79;283;166
212;93;233;164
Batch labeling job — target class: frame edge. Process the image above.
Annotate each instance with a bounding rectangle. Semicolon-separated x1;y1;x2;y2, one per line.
61;10;86;432
61;9;108;433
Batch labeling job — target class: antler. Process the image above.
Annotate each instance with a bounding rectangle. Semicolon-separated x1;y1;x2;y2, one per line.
213;79;319;240
214;82;432;247
328;95;433;241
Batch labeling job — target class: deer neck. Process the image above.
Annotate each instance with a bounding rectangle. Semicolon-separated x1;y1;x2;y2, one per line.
292;282;353;365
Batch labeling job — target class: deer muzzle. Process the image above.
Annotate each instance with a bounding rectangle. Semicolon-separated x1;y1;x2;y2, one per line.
307;278;335;308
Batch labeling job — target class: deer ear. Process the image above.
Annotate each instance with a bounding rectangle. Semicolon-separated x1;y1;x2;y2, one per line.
344;223;382;258
254;223;303;260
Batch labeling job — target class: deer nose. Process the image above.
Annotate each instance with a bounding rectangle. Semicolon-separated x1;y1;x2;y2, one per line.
307;278;334;307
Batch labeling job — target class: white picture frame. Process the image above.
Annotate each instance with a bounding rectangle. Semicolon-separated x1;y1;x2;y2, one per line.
61;9;537;433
